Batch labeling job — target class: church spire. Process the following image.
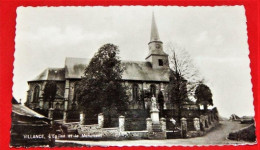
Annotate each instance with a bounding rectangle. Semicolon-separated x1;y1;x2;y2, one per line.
150;12;161;42
146;12;168;69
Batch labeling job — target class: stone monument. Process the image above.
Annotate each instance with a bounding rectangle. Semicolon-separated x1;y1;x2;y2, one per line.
147;96;166;139
150;96;160;123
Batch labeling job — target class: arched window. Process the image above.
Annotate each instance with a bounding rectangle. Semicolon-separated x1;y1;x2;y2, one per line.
33;86;40;103
150;84;156;97
132;84;139;101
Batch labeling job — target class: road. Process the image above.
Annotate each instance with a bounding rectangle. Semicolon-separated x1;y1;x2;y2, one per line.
56;121;256;147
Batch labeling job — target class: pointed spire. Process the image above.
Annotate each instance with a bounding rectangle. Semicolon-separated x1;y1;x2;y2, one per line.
150;12;161;42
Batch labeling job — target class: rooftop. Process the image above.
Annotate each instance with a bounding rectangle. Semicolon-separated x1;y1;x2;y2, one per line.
30;57;170;82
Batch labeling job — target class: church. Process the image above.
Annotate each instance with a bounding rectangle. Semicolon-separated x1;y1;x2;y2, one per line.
25;14;191;130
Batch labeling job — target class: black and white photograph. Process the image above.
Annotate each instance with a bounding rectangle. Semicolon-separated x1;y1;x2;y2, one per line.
11;6;256;147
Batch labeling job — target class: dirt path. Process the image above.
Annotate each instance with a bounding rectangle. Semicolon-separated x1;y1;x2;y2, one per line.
177;120;252;145
56;121;255;147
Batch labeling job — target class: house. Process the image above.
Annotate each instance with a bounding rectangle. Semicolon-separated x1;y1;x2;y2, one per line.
11;102;51;146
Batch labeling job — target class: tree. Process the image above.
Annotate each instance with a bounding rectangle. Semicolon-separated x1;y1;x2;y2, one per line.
77;43;129;126
195;84;213;113
166;42;204;123
43;81;57;109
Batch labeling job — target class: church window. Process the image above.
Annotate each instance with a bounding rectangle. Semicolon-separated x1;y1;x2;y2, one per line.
158;59;163;66
132;84;139;101
32;86;40;103
150;84;156;97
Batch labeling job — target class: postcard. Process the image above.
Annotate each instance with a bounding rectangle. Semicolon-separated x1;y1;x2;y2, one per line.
11;6;256;147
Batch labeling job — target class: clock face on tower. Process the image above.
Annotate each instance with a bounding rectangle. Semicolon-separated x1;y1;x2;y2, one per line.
156;44;161;49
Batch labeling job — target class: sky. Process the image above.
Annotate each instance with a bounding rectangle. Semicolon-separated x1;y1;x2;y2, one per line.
13;6;253;118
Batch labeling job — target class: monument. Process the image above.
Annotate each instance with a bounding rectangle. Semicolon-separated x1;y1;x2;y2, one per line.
150;96;160;123
147;96;166;139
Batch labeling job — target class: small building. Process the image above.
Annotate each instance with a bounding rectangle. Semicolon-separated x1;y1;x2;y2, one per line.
10;103;51;147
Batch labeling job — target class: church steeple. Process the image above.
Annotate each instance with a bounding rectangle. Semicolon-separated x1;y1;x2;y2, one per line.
150;12;161;42
146;12;168;69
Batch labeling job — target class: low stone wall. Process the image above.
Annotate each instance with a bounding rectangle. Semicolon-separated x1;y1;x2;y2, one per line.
60;114;149;140
59;125;149;140
125;118;147;131
178;107;220;138
121;131;148;140
101;128;120;140
185;116;219;138
125;109;148;131
187;131;203;137
187;122;219;138
59;114;166;140
63;122;80;130
77;124;101;135
58;108;220;140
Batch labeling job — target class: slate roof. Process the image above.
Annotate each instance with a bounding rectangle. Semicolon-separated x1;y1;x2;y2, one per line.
31;57;170;82
12;104;48;119
65;57;89;79
121;60;170;82
30;68;65;81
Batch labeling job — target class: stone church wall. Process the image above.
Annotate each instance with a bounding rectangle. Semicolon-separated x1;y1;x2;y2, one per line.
26;78;171;111
26;81;65;110
123;81;170;110
26;81;43;109
26;78;174;127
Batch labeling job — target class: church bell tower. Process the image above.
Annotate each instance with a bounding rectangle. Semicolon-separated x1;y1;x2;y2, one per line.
146;13;169;69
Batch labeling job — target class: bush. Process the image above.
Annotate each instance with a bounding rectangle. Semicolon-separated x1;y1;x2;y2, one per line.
228;124;256;142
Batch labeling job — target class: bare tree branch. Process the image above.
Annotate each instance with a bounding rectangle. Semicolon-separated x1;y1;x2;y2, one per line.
166;42;204;99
